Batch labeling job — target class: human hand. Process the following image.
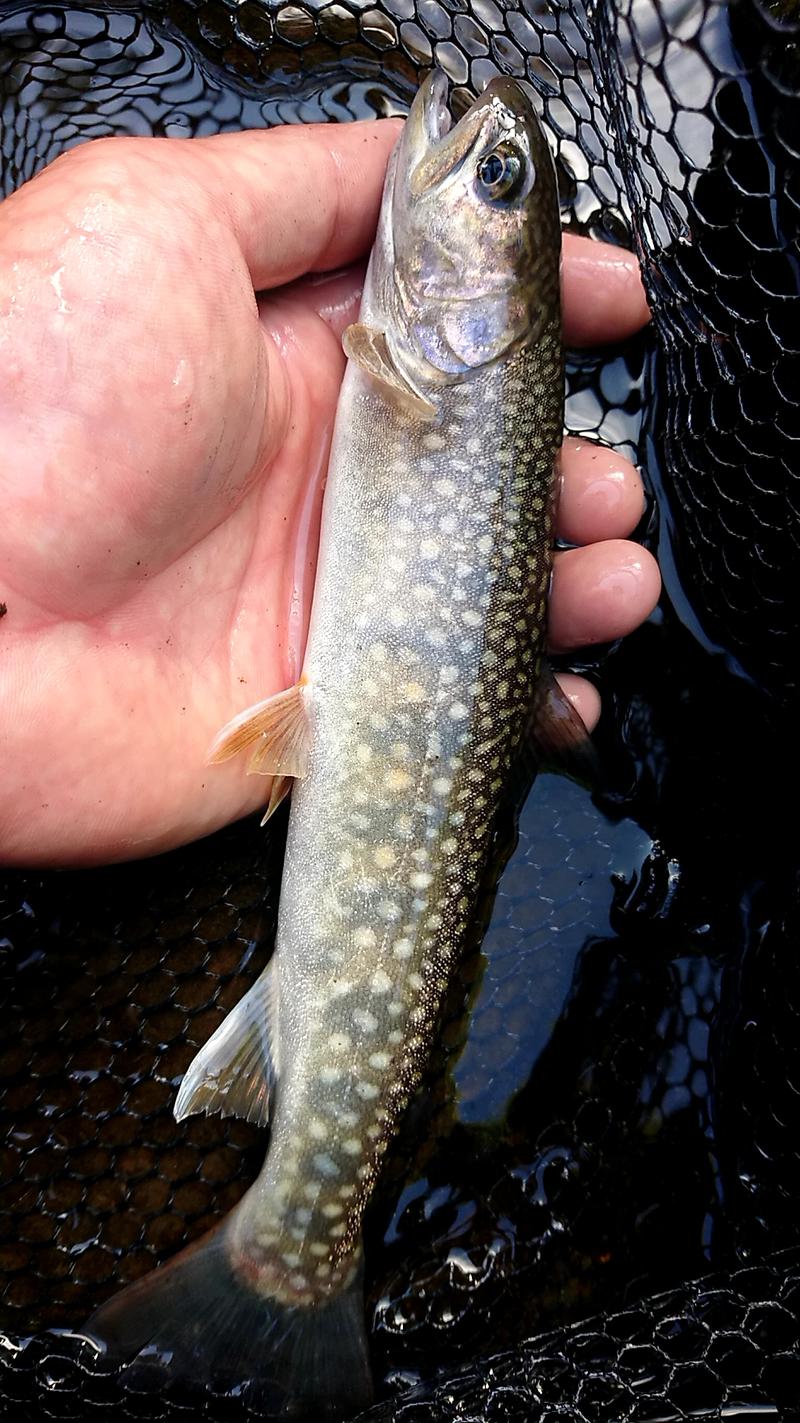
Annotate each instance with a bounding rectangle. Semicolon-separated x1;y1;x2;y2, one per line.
0;121;659;867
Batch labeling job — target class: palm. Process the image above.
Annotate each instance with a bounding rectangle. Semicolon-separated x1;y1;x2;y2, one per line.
0;124;658;866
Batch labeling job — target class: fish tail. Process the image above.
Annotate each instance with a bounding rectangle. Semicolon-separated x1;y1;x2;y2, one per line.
83;1218;372;1419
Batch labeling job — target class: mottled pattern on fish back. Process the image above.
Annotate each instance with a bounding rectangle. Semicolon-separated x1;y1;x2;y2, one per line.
237;324;562;1300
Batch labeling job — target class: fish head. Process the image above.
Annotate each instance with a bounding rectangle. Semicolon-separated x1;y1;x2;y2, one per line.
374;70;562;380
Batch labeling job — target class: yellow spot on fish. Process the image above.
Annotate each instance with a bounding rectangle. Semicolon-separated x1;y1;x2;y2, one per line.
386;768;412;792
402;680;427;701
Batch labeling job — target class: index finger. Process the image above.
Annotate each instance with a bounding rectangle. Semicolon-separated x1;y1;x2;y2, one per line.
195;120;403;291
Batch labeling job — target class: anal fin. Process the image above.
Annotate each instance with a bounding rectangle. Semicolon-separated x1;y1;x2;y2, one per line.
174;960;279;1128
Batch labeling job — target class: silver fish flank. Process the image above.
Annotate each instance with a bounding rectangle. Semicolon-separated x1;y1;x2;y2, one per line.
86;70;565;1417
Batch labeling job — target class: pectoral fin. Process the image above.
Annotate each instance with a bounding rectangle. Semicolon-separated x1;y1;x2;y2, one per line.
174;960;279;1128
343;323;437;421
208;682;311;779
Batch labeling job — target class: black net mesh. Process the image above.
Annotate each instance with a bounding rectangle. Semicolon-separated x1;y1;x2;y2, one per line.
1;0;799;1418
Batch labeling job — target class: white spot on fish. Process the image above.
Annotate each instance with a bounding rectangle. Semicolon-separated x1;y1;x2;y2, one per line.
310;1243;329;1258
308;1118;328;1141
386;768;412;792
449;702;469;720
369;1052;390;1070
356;1081;380;1101
371;969;392;994
353;1008;379;1033
354;926;377;949
313;1153;339;1179
322;1202;344;1218
342;1138;361;1156
408;973;424;991
327;1032;351;1054
410;871;433;890
432;776;452;795
393;939;413;959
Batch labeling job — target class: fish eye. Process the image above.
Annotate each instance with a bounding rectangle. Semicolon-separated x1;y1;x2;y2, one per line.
476;145;528;204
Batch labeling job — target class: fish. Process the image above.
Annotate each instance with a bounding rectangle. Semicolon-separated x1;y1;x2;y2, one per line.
84;68;575;1418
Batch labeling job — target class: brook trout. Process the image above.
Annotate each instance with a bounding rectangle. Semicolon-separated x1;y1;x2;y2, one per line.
86;70;567;1416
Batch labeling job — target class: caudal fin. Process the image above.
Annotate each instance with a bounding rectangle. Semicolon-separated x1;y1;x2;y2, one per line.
83;1220;372;1420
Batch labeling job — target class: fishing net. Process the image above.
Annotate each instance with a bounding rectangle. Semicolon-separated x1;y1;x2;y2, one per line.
1;0;799;1418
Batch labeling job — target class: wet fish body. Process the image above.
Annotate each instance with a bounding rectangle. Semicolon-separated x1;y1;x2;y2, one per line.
87;71;564;1415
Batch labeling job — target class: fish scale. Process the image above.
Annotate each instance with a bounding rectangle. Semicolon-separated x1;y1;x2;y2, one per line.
240;337;562;1290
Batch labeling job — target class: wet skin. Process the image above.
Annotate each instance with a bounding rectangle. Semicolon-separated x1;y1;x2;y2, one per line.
0;121;660;867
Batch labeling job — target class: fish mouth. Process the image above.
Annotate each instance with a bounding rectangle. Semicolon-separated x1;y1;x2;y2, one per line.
406;70;531;196
422;69;452;147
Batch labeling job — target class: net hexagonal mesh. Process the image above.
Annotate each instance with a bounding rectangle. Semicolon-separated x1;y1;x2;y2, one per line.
1;0;799;1419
